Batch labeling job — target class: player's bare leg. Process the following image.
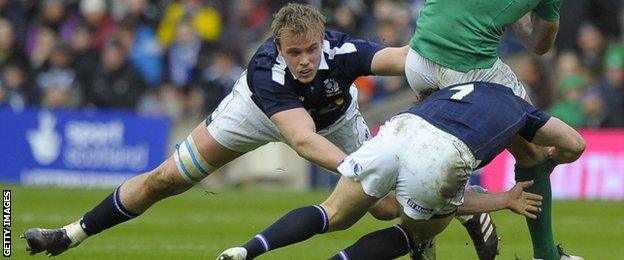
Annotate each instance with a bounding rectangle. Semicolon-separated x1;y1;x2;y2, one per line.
23;120;244;256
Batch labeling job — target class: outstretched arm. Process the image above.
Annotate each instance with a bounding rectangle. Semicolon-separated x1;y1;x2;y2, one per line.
271;108;347;172
457;181;543;219
370;45;410;76
512;12;559;55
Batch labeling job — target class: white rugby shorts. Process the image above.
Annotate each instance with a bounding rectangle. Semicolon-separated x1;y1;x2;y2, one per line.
338;114;477;220
405;48;527;99
206;71;370;154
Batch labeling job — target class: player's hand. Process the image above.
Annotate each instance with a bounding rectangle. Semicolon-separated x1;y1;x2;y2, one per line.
505;181;543;219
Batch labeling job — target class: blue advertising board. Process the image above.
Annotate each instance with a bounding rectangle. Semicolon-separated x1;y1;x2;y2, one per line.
0;108;170;187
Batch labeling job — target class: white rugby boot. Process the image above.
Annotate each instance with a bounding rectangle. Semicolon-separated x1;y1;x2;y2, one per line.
216;247;248;260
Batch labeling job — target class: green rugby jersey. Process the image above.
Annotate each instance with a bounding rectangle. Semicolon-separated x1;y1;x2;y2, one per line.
409;0;561;72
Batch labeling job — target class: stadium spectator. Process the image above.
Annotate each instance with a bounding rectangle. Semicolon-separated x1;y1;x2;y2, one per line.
577;23;606;78
27;25;57;71
196;48;243;113
220;0;270;50
115;17;162;87
597;44;624;127
26;0;82;46
0;0;29;46
327;4;359;36
84;41;146;110
111;0;161;30
36;42;81;109
549;74;587;128
162;18;203;87
0;63;29;111
70;25;99;100
0;18;30;83
157;0;222;48
581;91;606;128
556;0;621;51
80;0;116;51
0;18;28;69
553;51;594;90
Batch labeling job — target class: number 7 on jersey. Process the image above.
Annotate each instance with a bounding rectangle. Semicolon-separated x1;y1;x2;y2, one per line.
449;84;474;100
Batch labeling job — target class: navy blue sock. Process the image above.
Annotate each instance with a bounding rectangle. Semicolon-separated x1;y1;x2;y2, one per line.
243;205;328;259
330;225;412;260
80;187;139;236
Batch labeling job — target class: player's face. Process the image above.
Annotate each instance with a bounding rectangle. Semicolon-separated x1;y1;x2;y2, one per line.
277;32;322;84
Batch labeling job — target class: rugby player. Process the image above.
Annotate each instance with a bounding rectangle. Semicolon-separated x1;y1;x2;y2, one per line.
218;82;585;260
398;1;575;259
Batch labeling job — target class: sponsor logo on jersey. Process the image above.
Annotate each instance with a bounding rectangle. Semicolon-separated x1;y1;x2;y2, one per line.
346;157;362;177
407;199;433;214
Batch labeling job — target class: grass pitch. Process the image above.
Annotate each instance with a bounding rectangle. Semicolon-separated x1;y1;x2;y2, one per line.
6;184;624;259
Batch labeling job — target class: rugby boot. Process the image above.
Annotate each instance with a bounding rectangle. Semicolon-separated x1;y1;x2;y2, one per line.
22;228;72;256
556;244;584;260
462;212;499;260
217;247;248;260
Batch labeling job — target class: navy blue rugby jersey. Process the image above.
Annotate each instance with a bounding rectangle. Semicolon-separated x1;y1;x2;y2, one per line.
407;82;551;168
246;30;384;130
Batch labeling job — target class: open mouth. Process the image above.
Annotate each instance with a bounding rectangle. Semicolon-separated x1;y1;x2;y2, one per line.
299;69;312;77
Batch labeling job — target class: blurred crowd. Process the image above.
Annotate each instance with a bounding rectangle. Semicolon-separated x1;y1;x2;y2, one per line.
1;0;623;129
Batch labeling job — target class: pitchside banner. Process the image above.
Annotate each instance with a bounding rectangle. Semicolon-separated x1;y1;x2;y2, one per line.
0;108;170;187
482;129;624;200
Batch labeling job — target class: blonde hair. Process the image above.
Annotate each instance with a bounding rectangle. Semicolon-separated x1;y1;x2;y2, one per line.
271;3;326;45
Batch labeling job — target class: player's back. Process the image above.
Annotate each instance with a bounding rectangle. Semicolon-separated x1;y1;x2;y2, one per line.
409;0;559;72
407;82;550;168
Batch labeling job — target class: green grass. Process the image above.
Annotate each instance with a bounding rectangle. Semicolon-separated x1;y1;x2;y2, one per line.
5;184;624;259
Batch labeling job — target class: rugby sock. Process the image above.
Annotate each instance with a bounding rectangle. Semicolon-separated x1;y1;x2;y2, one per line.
243;205;329;259
330;224;412;260
63;220;88;247
79;186;140;236
515;160;559;260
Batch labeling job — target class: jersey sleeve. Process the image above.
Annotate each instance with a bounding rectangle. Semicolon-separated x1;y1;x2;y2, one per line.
533;0;562;22
518;99;551;142
331;37;385;78
250;67;303;118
